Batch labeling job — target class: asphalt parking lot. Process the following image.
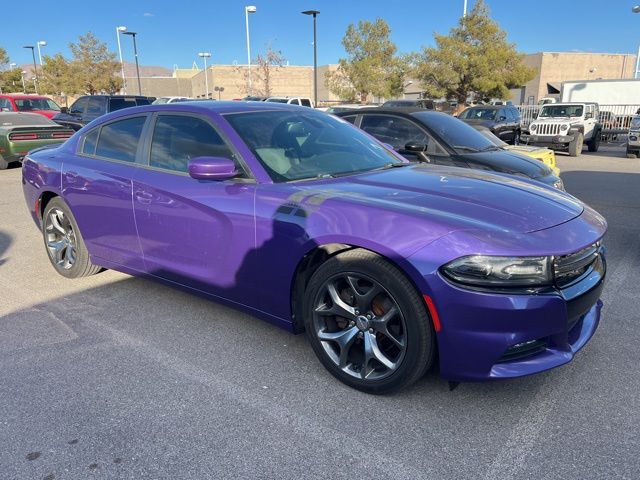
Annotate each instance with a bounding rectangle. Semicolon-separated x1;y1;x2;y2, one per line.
1;146;639;480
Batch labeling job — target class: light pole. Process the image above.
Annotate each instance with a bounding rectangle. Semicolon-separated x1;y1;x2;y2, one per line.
302;10;320;107
37;41;47;65
116;26;127;94
198;52;212;98
23;45;38;94
21;71;27;93
634;6;640;78
214;86;225;100
245;6;257;95
122;31;142;95
463;0;468;16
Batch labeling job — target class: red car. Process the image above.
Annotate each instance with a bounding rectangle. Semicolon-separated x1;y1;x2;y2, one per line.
0;94;62;119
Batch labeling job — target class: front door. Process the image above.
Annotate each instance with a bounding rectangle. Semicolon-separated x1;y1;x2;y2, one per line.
132;113;257;303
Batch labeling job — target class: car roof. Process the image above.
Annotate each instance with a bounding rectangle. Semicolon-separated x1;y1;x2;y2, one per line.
463;105;504;110
0;93;52;100
335;107;448;119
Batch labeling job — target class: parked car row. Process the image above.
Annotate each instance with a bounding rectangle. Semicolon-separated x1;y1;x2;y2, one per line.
21;101;606;393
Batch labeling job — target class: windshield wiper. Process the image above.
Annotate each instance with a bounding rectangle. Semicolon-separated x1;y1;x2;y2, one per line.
480;145;500;152
452;145;480;152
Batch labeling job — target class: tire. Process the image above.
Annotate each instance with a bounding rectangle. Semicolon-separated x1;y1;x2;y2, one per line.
627;147;638;159
511;130;521;146
587;131;600;152
0;155;8;170
303;248;435;394
568;132;583;157
42;197;101;278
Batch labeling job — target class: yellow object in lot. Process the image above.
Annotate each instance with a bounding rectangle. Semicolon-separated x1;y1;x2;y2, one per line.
506;145;560;176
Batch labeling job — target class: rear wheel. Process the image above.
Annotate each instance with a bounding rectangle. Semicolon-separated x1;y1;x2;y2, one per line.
303;248;435;394
627;147;638;159
42;197;101;278
587;131;600;152
568;132;583;157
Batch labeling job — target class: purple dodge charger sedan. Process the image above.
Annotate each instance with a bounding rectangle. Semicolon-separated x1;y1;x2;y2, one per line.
22;102;606;393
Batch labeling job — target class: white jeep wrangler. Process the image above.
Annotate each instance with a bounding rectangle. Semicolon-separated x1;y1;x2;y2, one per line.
522;103;602;156
627;115;640;159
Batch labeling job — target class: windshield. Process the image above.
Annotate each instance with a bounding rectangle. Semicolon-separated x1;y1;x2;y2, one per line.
266;98;289;104
539;105;583;118
413;112;497;153
224;110;403;182
14;98;60;112
458;108;497;120
631;117;640;129
152;97;170;105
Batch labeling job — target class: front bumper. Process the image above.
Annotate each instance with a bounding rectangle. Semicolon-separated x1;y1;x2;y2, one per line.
423;246;605;382
521;133;574;148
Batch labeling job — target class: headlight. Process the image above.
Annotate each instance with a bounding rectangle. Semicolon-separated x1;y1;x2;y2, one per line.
560;124;569;131
441;255;552;287
530;124;537;131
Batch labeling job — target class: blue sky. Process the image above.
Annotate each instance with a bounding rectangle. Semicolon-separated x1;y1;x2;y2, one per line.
3;0;640;69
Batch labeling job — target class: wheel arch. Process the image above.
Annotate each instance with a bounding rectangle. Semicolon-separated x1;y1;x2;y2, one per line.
38;191;60;221
289;241;430;334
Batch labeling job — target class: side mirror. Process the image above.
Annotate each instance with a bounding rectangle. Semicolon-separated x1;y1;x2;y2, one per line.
404;143;427;152
188;156;237;180
60;107;68;114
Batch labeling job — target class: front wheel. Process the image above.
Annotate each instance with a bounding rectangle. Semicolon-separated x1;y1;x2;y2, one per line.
627;147;638;159
587;131;600;152
42;197;101;278
303;248;435;394
568;132;583;157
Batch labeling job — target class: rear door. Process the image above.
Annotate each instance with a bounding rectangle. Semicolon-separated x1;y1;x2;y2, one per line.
131;112;257;302
62;114;148;269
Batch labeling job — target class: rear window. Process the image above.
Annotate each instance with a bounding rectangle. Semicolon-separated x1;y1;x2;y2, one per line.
108;98;149;112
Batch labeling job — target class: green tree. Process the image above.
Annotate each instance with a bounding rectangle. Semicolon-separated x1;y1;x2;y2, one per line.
325;19;406;103
69;32;122;94
0;47;9;67
40;54;74;95
414;0;535;105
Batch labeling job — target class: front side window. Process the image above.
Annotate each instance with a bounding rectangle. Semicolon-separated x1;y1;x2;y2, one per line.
360;115;429;151
95;116;146;162
224;110;402;182
86;97;106;116
70;97;88;114
149;115;238;173
14;98;61;112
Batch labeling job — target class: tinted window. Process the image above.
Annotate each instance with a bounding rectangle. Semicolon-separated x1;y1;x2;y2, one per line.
135;98;152;106
288;99;301;106
0;98;13;111
109;98;138;112
86;97;106;116
149;115;237;173
413;112;496;153
300;99;312;107
14;98;60;112
360;115;429;151
225;110;402;182
69;97;88;114
82;129;99;155
458;108;497;120
95;116;146;162
341;115;357;124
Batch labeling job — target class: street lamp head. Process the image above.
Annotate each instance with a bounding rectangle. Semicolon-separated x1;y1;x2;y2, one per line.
246;5;257;13
122;31;137;37
38;41;47;46
198;52;212;58
117;26;128;32
10;63;16;68
632;5;640;13
302;10;320;15
23;45;34;49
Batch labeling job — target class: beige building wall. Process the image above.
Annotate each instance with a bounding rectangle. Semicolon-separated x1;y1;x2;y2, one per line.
510;52;637;104
123;76;193;98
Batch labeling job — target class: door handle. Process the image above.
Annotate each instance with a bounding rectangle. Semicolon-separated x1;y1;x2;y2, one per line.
135;191;153;204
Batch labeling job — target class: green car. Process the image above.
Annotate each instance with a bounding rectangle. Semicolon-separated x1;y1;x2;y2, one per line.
0;112;74;169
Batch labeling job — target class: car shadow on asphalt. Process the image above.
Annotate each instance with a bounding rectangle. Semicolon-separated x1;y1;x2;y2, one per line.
0;230;13;267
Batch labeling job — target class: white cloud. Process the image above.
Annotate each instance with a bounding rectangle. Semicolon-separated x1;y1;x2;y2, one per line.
143;12;155;17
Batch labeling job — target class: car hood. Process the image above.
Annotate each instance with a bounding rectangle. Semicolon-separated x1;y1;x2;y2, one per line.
297;164;581;235
461;149;552;178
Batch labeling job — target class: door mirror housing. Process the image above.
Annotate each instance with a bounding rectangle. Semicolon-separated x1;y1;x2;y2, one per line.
404;142;427;152
188;156;237;180
59;107;68;114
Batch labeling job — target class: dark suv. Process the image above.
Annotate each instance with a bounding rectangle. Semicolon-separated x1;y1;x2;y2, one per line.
457;105;521;145
53;95;154;130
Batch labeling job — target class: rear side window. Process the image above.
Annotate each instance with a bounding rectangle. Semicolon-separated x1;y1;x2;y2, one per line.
81;129;99;155
0;98;13;111
135;98;152;106
288;99;301;106
109;98;138;112
95;116;146;162
300;99;312;107
341;115;357;124
149;115;238;173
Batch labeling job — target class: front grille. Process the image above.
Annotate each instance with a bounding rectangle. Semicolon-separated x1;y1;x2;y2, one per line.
554;243;600;287
497;339;548;363
537;123;561;136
